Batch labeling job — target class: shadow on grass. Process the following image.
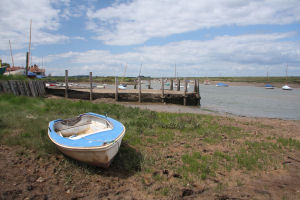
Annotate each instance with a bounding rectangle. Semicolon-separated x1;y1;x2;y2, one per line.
63;142;143;178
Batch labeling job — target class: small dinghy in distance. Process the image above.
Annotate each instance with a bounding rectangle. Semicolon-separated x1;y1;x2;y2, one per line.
264;84;274;89
216;82;228;87
282;85;292;90
48;113;125;167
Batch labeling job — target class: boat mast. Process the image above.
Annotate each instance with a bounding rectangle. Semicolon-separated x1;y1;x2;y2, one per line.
138;63;142;77
285;64;288;84
28;19;32;66
26;20;32;76
9;40;14;70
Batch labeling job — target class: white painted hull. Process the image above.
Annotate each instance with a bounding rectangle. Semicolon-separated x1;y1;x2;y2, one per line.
282;85;292;90
48;128;125;167
4;69;25;76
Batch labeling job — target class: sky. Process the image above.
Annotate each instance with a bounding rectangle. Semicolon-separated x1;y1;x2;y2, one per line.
0;0;300;77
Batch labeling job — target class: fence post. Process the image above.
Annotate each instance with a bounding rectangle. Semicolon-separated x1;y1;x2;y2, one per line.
170;79;173;90
115;77;118;101
65;70;68;98
177;78;180;91
89;72;93;101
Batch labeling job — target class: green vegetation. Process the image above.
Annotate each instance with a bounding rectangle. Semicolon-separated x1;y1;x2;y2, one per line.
0;94;298;197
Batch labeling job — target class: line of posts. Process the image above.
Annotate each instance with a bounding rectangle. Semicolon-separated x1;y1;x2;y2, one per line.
64;70;200;106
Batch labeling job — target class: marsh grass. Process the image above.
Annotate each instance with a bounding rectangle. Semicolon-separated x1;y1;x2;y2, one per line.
0;94;299;192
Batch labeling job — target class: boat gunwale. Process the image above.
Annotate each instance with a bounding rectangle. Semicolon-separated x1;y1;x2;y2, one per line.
48;113;126;150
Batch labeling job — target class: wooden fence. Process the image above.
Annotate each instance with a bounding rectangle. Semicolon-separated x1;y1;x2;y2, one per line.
0;80;46;97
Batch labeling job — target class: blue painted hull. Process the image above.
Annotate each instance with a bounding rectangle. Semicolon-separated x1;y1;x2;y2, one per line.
48;113;126;167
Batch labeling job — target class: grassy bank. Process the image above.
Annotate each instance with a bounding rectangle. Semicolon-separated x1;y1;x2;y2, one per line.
0;94;299;198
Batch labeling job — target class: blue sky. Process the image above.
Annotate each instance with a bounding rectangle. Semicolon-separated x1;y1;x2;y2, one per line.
0;0;300;77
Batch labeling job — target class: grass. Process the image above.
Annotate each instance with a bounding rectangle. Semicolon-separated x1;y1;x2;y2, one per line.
0;94;299;197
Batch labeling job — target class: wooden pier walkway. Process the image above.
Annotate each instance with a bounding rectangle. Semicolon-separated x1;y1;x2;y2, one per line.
46;87;201;106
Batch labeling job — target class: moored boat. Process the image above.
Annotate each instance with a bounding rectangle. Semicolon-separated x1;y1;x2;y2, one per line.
48;112;126;167
118;83;127;90
282;85;292;90
216;82;228;87
264;84;274;89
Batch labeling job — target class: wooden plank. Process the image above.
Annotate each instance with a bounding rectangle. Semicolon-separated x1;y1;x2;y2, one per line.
39;81;46;96
17;81;26;96
28;80;37;97
0;81;4;93
33;81;40;96
8;80;18;96
2;81;11;93
23;81;31;96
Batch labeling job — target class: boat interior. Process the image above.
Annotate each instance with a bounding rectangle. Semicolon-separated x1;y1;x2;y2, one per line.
54;115;113;140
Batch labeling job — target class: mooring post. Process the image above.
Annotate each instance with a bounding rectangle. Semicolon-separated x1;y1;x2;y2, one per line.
184;78;187;106
170;79;173;90
177;78;180;91
194;79;197;92
89;72;93;101
65;70;68;98
115;77;118;101
148;78;151;89
197;80;200;106
138;77;142;103
25;52;29;76
161;78;165;103
134;81;137;89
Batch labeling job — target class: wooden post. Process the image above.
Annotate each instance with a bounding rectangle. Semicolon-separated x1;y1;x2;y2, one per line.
134;80;137;89
65;70;68;98
194;79;197;92
115;77;118;101
161;78;165;103
177;78;180;91
184;78;187;106
138;77;142;103
170;79;173;90
148;78;151;89
197;80;200;106
25;52;29;76
89;72;93;101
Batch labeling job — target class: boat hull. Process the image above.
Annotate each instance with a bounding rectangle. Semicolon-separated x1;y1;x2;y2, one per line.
54;134;124;167
282;85;292;90
48;113;125;167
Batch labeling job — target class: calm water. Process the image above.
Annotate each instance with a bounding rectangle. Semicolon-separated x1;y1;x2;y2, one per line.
76;81;300;120
198;85;300;120
143;81;300;120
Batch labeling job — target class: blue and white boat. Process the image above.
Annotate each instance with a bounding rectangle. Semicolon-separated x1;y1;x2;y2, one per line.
48;112;125;167
118;83;127;90
216;82;229;87
264;84;274;89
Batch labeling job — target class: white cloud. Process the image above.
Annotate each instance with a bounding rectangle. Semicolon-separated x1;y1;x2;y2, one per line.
87;0;300;45
0;0;69;51
41;32;300;76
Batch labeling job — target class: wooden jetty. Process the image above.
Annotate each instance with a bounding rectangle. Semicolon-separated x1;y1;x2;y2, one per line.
46;87;200;106
46;70;201;106
0;70;201;106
